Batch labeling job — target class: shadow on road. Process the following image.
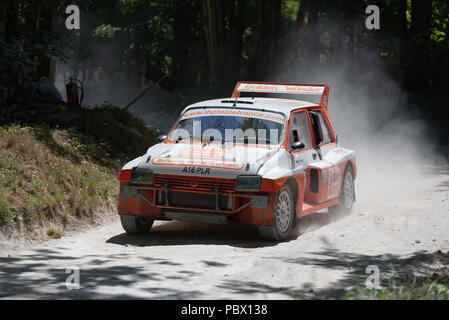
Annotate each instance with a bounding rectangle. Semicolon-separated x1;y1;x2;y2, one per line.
213;249;449;299
0;232;447;299
106;221;276;249
0;249;203;299
6;205;430;299
106;208;349;249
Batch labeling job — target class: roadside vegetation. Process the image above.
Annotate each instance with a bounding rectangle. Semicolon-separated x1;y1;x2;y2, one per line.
0;105;157;238
344;270;449;300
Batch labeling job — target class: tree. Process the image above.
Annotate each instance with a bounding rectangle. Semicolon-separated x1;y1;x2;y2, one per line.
36;1;54;82
411;0;433;37
5;0;18;43
202;0;226;87
229;0;245;82
399;0;408;41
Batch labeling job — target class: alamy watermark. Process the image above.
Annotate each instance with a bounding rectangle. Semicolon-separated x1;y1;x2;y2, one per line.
366;5;380;30
65;5;80;30
65;266;80;290
365;265;382;290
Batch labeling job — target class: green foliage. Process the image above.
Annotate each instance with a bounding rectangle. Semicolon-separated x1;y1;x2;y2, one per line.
345;271;449;300
1;0;449;104
47;228;62;239
281;0;300;22
0;38;38;101
0;34;65;103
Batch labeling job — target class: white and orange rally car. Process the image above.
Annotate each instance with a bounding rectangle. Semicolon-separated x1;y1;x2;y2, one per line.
117;81;356;241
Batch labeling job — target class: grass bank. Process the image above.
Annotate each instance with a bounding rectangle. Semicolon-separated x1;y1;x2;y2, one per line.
0;105;157;239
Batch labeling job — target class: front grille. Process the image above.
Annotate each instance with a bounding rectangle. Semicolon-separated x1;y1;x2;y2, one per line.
154;175;236;193
158;191;232;210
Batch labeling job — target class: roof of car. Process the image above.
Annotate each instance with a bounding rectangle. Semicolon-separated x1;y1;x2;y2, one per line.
183;97;320;116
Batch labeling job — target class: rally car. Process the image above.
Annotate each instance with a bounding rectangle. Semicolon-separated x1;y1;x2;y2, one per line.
117;81;356;241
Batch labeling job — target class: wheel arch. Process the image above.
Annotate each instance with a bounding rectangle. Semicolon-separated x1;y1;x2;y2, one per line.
347;157;357;180
285;177;299;225
340;160;356;202
345;160;354;177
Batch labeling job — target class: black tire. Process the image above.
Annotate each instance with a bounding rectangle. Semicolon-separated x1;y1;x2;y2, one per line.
258;184;295;241
120;215;154;234
329;168;355;216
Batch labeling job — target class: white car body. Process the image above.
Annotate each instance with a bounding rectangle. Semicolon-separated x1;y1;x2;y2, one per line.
117;82;357;241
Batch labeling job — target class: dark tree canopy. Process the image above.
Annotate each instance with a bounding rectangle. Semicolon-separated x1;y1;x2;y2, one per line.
1;0;449;104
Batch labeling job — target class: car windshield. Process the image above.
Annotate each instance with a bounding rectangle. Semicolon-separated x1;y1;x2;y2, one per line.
167;108;285;145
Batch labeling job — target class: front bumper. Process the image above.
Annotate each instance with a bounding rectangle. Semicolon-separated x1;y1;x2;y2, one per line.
117;181;276;226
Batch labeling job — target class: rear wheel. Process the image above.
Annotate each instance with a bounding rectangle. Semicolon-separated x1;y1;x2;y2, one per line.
329;168;355;216
258;185;295;241
120;215;154;234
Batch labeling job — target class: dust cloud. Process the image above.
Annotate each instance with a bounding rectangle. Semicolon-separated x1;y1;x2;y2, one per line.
277;45;441;204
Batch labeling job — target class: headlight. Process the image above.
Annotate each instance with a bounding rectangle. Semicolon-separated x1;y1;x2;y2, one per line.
235;175;261;192
131;167;154;185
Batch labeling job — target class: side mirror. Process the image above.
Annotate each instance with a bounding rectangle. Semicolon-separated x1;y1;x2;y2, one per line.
291;141;305;150
158;135;167;142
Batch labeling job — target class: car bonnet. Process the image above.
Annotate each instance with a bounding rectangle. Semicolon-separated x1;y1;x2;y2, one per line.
136;142;280;179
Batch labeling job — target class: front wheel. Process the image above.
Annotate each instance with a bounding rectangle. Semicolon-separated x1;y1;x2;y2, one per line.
258;185;295;241
329;168;355;216
120;215;154;235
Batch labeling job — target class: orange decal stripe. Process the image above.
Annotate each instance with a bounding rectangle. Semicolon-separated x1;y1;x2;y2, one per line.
151;157;245;170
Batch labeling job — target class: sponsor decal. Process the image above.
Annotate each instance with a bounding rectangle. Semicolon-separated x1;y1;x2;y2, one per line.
152;157;244;170
182;147;232;159
266;98;310;107
181;108;284;124
327;166;341;199
237;83;324;95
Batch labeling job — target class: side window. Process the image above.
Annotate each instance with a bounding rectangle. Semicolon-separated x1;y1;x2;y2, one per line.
310;110;333;146
289;112;312;150
317;112;333;145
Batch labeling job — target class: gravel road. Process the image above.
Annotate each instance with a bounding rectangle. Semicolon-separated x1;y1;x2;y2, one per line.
1;165;448;299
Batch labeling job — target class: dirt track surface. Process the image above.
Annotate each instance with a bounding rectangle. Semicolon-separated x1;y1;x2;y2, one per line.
1;166;448;299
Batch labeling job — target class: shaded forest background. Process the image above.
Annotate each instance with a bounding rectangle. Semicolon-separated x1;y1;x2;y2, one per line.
1;0;448;143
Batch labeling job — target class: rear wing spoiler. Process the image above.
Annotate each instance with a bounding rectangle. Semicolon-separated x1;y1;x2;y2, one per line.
231;81;330;109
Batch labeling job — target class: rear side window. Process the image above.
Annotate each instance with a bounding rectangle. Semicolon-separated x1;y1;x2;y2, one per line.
289;112;312;150
310;110;333;146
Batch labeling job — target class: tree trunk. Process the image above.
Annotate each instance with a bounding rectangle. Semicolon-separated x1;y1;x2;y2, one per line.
36;2;53;81
173;0;186;72
202;0;226;87
399;0;408;41
0;1;8;39
267;0;281;76
5;0;18;43
303;0;320;66
134;40;142;84
408;0;433;89
25;1;38;34
307;0;319;26
411;0;433;37
247;3;265;80
295;0;306;35
230;0;245;82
